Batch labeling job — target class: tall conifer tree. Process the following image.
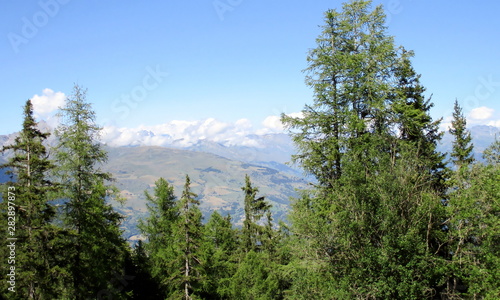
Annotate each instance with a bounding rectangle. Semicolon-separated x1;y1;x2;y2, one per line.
241;174;272;253
282;1;448;297
174;175;204;300
0;100;68;299
449;99;475;170
138;177;178;297
54;85;128;299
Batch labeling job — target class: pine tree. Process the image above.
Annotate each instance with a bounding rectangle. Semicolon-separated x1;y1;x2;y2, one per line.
392;49;448;193
54;85;128;299
0;100;69;299
227;176;284;299
444;100;477;297
174;175;204;300
483;135;500;165
200;211;237;299
138;177;179;297
241;174;272;253
449;99;475;170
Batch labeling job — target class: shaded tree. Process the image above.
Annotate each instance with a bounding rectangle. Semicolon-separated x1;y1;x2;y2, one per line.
138;177;179;297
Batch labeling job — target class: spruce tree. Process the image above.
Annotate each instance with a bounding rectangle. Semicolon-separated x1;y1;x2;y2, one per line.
138;177;179;297
200;211;237;299
0;100;69;299
392;49;448;193
174;175;204;300
228;176;283;299
449;99;475;170
54;85;128;299
241;174;272;253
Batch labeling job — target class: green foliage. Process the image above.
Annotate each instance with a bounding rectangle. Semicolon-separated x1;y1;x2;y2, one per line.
175;175;205;299
445;139;500;298
281;1;449;298
54;85;128;299
230;251;283;300
483;135;500;165
449;99;475;170
138;177;178;294
2;1;499;298
200;211;238;298
281;0;398;188
241;174;272;253
0;100;69;298
128;240;161;299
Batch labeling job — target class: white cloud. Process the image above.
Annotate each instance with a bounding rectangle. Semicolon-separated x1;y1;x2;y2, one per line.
487;120;500;127
101;117;263;148
256;112;304;135
262;115;283;131
31;88;66;119
469;106;494;121
439;115;454;132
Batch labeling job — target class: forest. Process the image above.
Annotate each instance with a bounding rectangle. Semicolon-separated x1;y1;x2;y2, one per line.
1;1;499;299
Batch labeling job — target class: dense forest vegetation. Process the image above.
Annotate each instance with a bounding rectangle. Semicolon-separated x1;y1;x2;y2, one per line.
1;1;499;299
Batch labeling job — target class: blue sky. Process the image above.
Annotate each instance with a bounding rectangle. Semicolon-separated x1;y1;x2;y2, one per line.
1;0;500;138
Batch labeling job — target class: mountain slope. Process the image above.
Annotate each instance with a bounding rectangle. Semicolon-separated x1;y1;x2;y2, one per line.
103;146;310;237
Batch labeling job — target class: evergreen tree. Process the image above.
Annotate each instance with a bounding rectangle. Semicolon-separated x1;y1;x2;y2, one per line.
200;211;237;299
444;101;477;297
281;1;448;297
128;240;161;300
173;175;205;300
449;99;475;170
54;85;128;299
445;138;500;298
483;135;500;165
241;174;272;253
392;49;448;193
228;176;284;299
0;100;69;299
229;250;283;300
281;0;400;189
138;177;179;297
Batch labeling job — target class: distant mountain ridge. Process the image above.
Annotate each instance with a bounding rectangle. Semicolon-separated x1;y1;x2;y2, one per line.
439;125;500;161
102;145;310;239
1;124;499;240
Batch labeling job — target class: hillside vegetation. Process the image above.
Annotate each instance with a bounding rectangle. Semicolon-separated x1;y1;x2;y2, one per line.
1;1;499;299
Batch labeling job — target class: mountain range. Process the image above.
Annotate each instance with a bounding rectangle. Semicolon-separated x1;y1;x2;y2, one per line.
1;124;499;240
